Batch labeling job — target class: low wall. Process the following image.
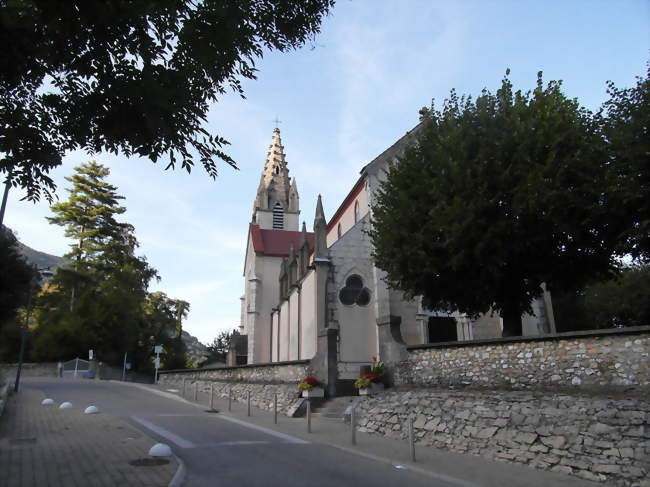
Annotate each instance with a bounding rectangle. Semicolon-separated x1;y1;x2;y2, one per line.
158;360;312;416
397;326;650;390
0;362;58;378
355;389;649;486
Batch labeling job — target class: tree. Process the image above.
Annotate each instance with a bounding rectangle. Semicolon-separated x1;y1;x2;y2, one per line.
370;72;622;337
203;329;239;365
142;292;189;370
601;66;650;262
31;161;159;367
0;227;37;328
0;0;334;202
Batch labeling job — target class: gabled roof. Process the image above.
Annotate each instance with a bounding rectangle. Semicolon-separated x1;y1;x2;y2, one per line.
249;224;314;258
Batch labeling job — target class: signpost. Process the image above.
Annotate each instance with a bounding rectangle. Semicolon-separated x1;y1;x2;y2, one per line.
154;345;163;383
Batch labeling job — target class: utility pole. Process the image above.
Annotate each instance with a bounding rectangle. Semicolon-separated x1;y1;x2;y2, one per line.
0;168;12;226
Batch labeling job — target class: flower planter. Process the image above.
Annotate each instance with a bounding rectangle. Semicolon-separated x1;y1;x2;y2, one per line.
358;382;384;396
302;387;324;398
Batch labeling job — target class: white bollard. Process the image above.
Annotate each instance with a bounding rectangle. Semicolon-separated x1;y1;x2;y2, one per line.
149;443;172;457
41;398;55;406
84;405;100;414
59;402;73;409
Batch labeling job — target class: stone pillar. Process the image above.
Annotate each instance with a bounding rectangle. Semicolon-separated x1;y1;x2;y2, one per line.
376;314;408;387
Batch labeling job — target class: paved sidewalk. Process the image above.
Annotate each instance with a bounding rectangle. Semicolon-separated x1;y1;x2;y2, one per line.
0;385;178;487
134;381;597;487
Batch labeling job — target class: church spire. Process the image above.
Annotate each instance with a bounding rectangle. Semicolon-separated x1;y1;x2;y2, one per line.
313;194;327;259
252;127;300;231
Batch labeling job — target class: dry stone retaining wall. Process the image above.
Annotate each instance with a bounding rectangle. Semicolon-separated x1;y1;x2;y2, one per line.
0;362;58;378
397;327;650;389
355;389;649;486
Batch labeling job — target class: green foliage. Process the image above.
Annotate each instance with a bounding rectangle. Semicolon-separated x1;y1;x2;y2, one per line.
601;65;650;262
554;265;650;332
0;0;335;202
371;71;624;337
201;329;239;365
30;162;189;372
0;227;37;327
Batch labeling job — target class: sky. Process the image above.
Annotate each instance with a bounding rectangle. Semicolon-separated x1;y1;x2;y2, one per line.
6;0;649;345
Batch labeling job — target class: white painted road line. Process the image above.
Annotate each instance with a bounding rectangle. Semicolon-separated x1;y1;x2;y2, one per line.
131;416;196;449
196;440;272;447
215;415;310;444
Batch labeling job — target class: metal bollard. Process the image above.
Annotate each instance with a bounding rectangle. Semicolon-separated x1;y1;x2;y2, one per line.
247;391;251;417
351;407;356;445
228;386;232;412
194;381;198;401
408;418;416;462
182;378;186;398
210;383;214;410
307;400;311;433
274;394;278;424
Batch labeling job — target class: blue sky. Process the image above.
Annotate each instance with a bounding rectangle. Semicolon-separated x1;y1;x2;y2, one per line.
6;0;649;344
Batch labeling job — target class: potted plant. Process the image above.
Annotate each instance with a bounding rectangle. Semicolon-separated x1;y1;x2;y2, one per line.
354;356;385;395
298;376;324;398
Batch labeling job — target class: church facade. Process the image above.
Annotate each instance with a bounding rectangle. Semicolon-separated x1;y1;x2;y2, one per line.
239;125;555;394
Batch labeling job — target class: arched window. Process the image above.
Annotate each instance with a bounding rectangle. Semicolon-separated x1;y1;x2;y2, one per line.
275;166;279;175
354;201;360;223
337;223;342;238
272;202;284;229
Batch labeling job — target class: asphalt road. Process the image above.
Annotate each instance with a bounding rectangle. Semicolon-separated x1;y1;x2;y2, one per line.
23;378;453;487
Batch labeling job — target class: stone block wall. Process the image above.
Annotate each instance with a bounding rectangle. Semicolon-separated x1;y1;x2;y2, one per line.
158;360;312;415
0;362;58;378
397;327;650;389
355;390;649;486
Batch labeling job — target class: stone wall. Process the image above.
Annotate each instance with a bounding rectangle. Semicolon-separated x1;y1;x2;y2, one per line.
0;362;58;378
158;360;312;416
355;389;649;486
397;327;650;390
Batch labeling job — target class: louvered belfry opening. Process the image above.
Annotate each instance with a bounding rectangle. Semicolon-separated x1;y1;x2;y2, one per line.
272;202;284;229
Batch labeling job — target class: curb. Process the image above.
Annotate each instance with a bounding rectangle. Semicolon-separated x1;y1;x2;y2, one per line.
168;454;186;487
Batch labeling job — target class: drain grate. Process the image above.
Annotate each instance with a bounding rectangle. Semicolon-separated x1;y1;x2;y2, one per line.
129;458;170;467
9;437;37;445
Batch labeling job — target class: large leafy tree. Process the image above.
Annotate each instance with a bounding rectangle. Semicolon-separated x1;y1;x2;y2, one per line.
31;161;163;368
0;0;335;201
0;227;37;327
601;66;650;262
371;72;623;337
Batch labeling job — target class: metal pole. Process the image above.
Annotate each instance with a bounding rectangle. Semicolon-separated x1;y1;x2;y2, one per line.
351;407;356;445
409;418;416;462
13;284;33;392
122;352;127;381
210;383;214;410
274;394;278;424
228;386;232;411
307;400;311;433
247;391;251;416
74;358;78;379
194;381;198;401
182;378;186;398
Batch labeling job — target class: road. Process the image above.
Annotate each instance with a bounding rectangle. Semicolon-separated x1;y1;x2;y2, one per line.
22;378;455;487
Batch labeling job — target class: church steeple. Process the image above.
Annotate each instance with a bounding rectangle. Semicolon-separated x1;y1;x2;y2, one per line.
253;127;300;231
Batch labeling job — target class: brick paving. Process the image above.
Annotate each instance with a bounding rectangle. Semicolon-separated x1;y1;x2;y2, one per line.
0;387;177;487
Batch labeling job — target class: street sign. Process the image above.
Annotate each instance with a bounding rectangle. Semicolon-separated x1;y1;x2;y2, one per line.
154;345;163;354
125;362;132;370
88;349;94;360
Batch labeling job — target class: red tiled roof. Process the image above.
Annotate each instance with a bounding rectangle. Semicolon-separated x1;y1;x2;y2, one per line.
250;224;314;257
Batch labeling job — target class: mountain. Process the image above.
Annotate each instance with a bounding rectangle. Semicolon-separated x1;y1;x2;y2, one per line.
16;240;66;271
181;330;208;367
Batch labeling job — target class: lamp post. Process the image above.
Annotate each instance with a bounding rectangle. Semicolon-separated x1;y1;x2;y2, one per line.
14;267;53;392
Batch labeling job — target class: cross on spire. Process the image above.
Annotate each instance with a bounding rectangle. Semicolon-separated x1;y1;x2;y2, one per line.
273;116;282;128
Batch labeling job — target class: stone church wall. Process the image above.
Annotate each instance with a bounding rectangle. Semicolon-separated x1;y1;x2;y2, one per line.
355;389;649;486
395;326;650;389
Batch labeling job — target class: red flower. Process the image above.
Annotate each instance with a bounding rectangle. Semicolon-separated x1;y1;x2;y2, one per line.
362;373;382;382
371;355;377;361
303;376;320;386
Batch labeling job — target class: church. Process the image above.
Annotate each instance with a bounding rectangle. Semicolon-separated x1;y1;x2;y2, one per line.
237;124;555;394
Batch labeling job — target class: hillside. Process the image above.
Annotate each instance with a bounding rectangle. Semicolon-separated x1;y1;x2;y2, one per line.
14;236;66;271
181;330;208;366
